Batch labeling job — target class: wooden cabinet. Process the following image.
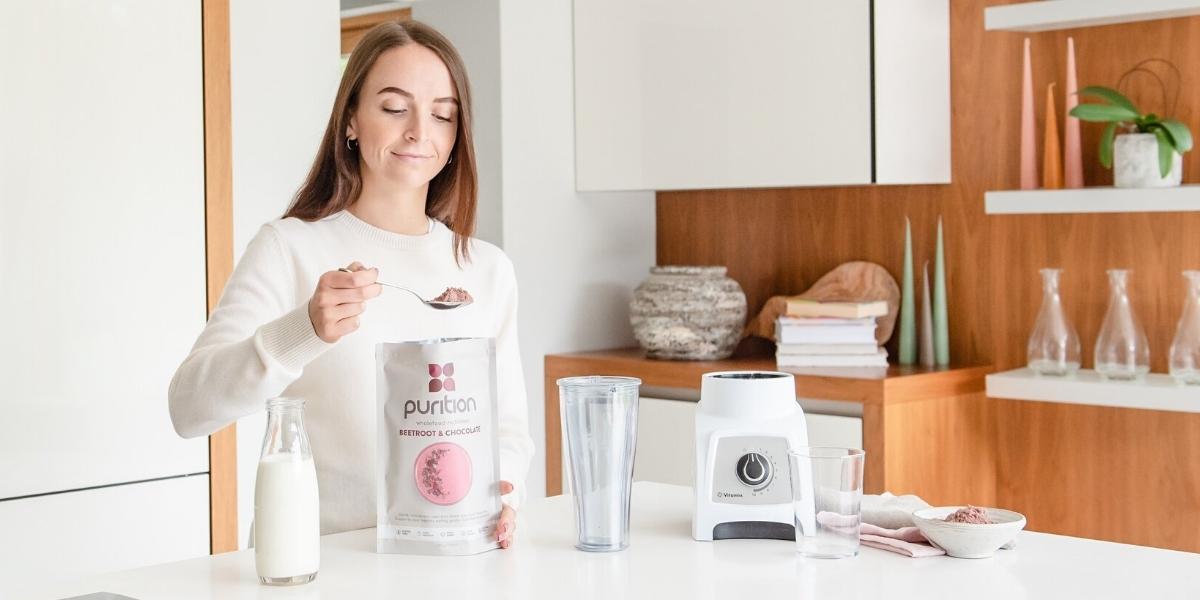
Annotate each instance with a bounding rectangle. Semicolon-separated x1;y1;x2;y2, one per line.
572;0;950;191
545;349;991;501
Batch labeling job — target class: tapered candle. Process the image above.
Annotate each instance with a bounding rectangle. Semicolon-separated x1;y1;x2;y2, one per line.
920;261;935;367
1020;38;1038;190
933;217;950;366
1043;82;1063;189
1064;37;1084;188
899;218;916;365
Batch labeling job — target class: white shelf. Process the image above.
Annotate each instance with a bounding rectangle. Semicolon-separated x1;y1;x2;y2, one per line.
985;0;1200;32
987;368;1200;413
984;185;1200;215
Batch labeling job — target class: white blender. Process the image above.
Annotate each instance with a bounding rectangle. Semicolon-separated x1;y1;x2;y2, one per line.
692;371;814;541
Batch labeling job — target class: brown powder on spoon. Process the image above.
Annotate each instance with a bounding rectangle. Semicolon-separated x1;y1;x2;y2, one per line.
432;287;473;303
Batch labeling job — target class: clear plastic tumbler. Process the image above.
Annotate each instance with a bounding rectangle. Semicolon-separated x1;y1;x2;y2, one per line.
789;447;865;559
558;376;641;552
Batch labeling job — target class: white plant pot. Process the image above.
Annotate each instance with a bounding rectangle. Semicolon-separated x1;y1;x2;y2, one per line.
1114;132;1183;188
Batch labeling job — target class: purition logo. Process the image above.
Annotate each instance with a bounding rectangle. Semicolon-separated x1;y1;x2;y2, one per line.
428;362;455;393
406;362;476;419
404;395;477;419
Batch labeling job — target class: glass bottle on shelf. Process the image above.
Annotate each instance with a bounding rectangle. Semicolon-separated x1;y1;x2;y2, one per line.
1094;269;1150;381
255;397;320;585
1169;270;1200;385
1027;268;1081;376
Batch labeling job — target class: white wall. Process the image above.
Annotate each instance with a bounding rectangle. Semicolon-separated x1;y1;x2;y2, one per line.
497;0;657;498
413;0;504;246
229;0;342;548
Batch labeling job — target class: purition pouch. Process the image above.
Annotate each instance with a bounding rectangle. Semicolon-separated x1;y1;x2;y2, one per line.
376;337;501;555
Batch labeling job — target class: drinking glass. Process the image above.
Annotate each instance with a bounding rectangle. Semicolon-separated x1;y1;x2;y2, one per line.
789;447;865;559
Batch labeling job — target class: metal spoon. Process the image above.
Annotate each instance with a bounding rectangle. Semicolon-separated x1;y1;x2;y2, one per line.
338;268;472;310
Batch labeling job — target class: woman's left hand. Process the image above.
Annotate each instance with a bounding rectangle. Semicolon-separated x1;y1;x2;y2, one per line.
497;480;517;549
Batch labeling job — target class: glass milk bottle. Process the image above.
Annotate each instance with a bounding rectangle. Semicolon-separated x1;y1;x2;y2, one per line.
255;397;320;585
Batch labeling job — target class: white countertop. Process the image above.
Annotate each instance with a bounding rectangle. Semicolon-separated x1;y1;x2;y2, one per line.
21;482;1200;600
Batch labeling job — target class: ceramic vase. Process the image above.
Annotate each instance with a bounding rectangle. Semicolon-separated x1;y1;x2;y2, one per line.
629;266;747;360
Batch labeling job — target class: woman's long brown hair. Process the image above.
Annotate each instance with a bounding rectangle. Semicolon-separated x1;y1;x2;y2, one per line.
285;20;477;265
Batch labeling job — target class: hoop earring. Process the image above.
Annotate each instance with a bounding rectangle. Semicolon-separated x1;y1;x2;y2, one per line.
447;155;453;165
346;137;357;151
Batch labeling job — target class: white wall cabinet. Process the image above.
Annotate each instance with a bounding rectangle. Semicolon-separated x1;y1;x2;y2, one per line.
573;0;950;191
0;0;210;585
630;398;863;487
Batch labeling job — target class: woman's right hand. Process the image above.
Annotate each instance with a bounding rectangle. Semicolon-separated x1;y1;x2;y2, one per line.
308;262;382;343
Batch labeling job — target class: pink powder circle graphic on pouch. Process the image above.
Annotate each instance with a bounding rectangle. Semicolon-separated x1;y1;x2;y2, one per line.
414;442;473;505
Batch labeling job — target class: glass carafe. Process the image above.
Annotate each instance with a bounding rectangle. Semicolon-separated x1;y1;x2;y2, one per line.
1169;270;1200;385
1027;268;1081;376
1094;269;1150;380
255;397;320;585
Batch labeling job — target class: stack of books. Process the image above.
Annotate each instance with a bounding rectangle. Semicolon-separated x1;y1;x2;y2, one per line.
775;298;889;368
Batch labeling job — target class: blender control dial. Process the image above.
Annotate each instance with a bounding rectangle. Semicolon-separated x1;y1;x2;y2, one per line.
735;452;772;489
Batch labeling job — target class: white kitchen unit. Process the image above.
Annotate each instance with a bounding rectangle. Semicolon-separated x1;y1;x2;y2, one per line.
632;397;699;487
873;0;953;185
25;482;1200;599
0;476;210;591
805;411;865;449
0;0;210;584
573;0;950;191
631;397;863;487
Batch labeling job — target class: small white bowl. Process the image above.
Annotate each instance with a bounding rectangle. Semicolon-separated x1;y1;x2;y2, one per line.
911;506;1026;559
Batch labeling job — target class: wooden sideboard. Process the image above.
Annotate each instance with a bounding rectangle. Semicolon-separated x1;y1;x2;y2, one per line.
544;348;994;507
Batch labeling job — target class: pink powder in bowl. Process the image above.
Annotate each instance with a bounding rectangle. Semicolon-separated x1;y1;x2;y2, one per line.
945;505;993;524
414;442;473;505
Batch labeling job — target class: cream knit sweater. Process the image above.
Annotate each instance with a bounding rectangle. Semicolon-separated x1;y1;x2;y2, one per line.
168;210;535;535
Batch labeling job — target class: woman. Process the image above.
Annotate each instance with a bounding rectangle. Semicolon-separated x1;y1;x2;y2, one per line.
169;20;533;549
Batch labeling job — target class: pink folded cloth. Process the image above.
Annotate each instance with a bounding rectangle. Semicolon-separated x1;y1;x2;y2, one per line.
859;523;946;558
817;511;945;558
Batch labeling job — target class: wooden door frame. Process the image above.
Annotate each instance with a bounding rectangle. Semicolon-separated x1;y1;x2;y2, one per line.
341;7;411;54
201;1;415;556
202;0;237;555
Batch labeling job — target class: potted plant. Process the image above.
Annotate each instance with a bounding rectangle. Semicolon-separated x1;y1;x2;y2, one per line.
1070;86;1193;188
